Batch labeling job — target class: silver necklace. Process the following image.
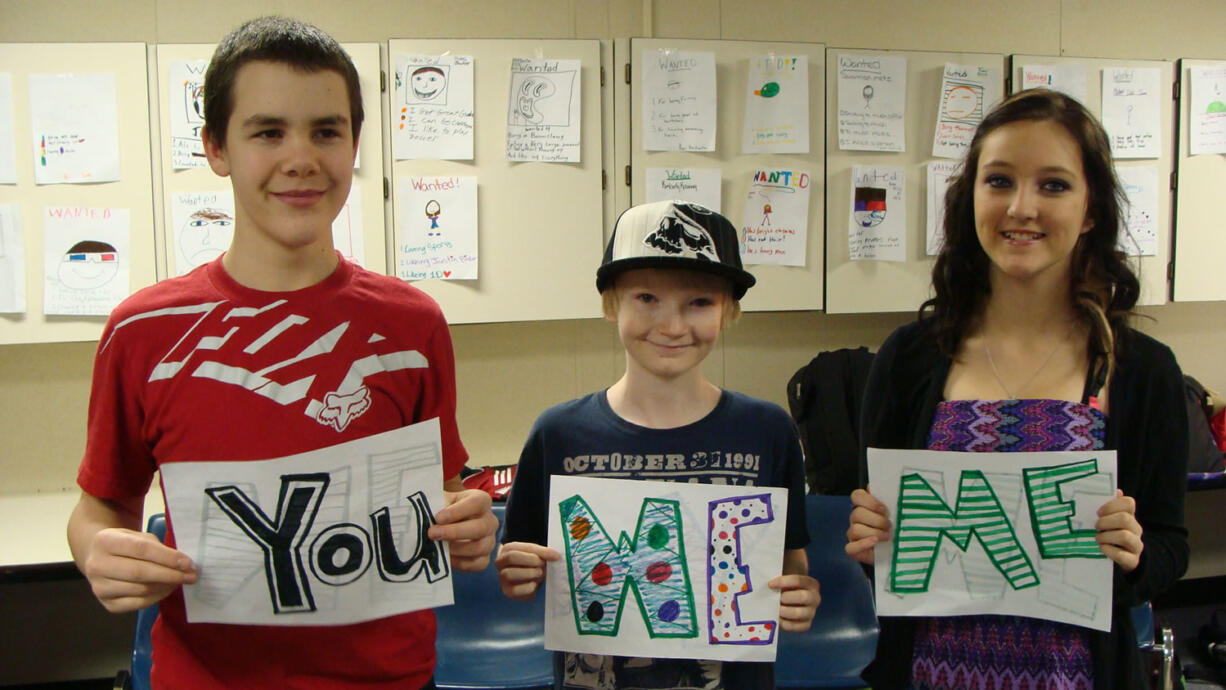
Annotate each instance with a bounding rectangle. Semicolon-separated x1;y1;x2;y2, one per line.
984;337;1064;400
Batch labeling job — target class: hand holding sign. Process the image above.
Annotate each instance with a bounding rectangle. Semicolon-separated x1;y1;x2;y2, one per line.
431;488;499;572
81;520;197;613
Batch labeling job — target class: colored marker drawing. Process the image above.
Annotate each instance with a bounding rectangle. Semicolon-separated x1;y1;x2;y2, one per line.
890;469;1038;594
707;495;776;645
558;494;697;639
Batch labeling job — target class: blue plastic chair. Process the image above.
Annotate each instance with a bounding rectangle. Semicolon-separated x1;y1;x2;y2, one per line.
433;502;553;689
775;494;878;689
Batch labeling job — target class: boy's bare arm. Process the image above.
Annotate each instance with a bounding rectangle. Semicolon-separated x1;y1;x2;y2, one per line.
67;492;197;614
768;548;821;632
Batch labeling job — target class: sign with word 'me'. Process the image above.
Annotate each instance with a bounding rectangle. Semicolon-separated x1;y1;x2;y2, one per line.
161;420;452;626
868;448;1117;632
545;475;787;662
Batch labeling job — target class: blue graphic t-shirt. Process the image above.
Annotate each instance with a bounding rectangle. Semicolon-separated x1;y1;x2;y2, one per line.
503;390;809;690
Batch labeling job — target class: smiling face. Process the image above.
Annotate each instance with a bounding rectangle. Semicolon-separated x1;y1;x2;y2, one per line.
608;269;730;383
973;119;1094;288
203;61;357;259
411;67;446;101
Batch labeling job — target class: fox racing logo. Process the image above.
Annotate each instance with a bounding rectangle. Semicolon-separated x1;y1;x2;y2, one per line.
316;386;373;432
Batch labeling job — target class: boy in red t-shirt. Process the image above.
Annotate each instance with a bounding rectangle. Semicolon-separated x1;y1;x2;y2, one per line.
66;16;496;689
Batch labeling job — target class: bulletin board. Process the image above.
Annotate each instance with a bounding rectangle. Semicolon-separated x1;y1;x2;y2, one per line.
825;49;1006;314
386;38;606;324
628;38;826;313
1011;55;1176;307
154;43;387;278
0;43;157;345
1172;58;1226;303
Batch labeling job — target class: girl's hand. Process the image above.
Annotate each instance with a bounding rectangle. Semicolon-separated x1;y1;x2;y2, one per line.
845;486;891;566
1096;489;1143;572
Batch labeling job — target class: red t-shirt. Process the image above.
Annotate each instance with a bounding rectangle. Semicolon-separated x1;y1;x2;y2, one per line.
78;255;467;689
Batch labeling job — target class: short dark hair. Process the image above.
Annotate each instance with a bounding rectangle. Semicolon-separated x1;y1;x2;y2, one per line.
924;88;1139;379
202;16;363;149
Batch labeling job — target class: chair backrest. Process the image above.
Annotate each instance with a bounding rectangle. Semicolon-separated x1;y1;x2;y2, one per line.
776;494;878;689
433;503;553;690
129;513;165;690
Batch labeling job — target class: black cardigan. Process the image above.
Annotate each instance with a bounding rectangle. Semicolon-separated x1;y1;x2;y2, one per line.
857;318;1190;690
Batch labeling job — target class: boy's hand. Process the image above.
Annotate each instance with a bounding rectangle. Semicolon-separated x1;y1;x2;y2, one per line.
428;489;499;572
82;528;197;614
845;486;891;565
495;542;561;601
768;573;821;632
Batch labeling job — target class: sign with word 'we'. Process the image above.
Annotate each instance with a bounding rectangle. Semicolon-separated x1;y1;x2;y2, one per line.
546;475;787;662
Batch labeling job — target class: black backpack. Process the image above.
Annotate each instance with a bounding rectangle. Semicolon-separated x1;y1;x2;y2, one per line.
786;347;876;495
1185;375;1225;473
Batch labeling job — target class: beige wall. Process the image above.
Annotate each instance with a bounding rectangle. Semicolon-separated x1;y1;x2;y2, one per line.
1;0;1224;683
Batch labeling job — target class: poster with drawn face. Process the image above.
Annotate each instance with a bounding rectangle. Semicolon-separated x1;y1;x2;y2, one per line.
28;72;121;184
932;63;1002;159
742;55;810;154
0;204;25;313
393;55;474;161
849;165;906;262
42;206;129;316
545;475;788;662
505;58;581;162
171;191;234;275
169;60;210;169
160;420;453;626
398;175;478;281
868;448;1116;633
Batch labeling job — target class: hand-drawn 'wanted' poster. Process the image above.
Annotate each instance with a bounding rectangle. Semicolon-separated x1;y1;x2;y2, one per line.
849;165;906;262
170;190;235;276
837;54;907;152
161;419;454;626
642;50;717;152
28;73;121;184
932;63;1002;159
398;176;478;281
1190;65;1226;155
506;58;581;163
545;475;787;662
168;60;210;169
1102;67;1162;160
868;448;1117;633
394;55;475;161
742;55;809;154
740;169;810;267
42;206;130;316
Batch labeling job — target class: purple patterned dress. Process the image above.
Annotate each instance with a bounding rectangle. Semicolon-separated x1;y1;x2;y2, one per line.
908;398;1107;690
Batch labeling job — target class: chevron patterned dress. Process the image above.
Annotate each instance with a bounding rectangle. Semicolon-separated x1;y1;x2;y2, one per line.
908;398;1106;690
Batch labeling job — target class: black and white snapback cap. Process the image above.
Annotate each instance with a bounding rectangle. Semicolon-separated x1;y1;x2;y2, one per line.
596;201;756;299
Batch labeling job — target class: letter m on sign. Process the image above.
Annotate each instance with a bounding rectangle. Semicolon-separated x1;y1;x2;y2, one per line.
557;495;697;639
890;470;1039;594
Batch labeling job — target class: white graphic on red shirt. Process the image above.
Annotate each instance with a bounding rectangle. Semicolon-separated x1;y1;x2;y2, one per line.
317;386;372;432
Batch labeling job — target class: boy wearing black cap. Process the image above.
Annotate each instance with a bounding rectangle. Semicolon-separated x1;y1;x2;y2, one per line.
496;201;820;689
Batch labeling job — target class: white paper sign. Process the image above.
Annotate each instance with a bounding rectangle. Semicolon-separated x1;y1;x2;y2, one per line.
1101;68;1161;159
849;166;906;262
0;73;17;184
506;58;581;162
644;167;722;212
168;60;210;169
545;475;787;662
170;190;234;276
642;50;717;152
160;420;453;626
932;63;1002;159
742;55;809;154
29;73;121;184
837;54;907;152
398;175;478;281
868;448;1116;633
332;183;365;268
1020;64;1088;105
0;204;25;313
926;160;961;256
42;206;129;316
1190;65;1226;155
394;55;475;161
740;169;810;267
1116;165;1159;257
